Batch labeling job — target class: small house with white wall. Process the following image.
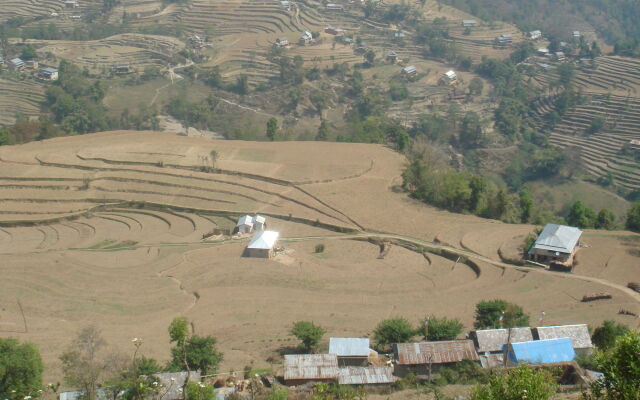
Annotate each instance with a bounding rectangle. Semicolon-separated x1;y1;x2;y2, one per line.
245;230;279;258
528;223;582;265
439;70;458;85
462;20;477;27
528;30;542;40
253;215;266;231
329;338;375;366
236;215;254;234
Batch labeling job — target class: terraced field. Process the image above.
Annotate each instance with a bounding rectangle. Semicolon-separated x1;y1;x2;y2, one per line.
0;77;46;125
532;56;640;189
30;34;186;73
0;131;638;384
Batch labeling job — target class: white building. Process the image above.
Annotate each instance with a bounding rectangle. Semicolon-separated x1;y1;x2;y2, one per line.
439;70;458;85
236;215;254;234
245;230;279;258
528;30;542;40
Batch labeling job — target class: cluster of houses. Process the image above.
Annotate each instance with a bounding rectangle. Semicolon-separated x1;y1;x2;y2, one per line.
283;323;593;386
1;57;59;80
236;214;282;259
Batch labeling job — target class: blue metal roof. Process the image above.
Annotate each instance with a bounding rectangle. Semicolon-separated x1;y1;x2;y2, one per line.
505;338;575;365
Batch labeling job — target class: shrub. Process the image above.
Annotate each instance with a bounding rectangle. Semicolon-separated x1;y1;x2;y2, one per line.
373;317;416;350
314;244;325;253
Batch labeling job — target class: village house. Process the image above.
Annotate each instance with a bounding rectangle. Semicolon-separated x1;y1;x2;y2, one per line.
280;0;291;10
113;64;131;74
329;337;374;366
324;26;345;36
394;30;405;39
39;67;59;81
153;371;201;400
325;3;344;11
555;51;566;61
253;214;266;231
8;58;25;72
337;366;396;386
299;31;314;45
26;60;39;69
470;327;533;368
528;30;542;40
629;139;640;150
504;338;576;366
64;0;79;8
462;20;477;27
236;215;254;234
386;50;398;63
528;223;582;265
188;34;205;48
401;65;417;78
245;230;279;258
537;47;549;56
534;324;593;356
284;354;339;385
573;31;581;38
70;14;82;19
496;33;513;45
275;37;289;47
439;70;458;85
392;340;479;377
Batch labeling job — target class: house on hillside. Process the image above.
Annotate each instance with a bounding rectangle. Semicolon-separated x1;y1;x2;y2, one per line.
39;67;59;81
394;30;405;39
26;60;38;69
629;139;640;150
386;50;398;63
8;58;25;71
325;3;344;11
59;390;109;400
439;70;458;85
528;223;582;265
113;64;131;74
393;340;479;376
504;338;576;366
325;26;345;36
153;371;201;400
253;215;266;231
64;0;79;8
338;366;396;386
496;33;513;45
280;0;291;10
329;338;375;366
275;37;289;47
401;65;417;78
299;31;314;45
528;30;542;40
534;324;593;355
284;354;339;385
537;47;549;56
470;327;533;368
555;51;566;61
573;31;581;38
245;230;279;258
462;20;477;27
236;215;254;234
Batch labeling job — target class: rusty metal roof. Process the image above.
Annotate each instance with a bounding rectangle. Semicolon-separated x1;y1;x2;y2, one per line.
393;340;479;365
284;354;339;381
472;328;534;353
338;366;396;385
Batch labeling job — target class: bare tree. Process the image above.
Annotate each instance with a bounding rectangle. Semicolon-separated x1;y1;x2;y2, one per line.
60;326;108;400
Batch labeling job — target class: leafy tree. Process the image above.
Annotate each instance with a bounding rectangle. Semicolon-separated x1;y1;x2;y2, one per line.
474;300;529;329
290;321;326;352
470;365;557;400
309;91;327;116
586;117;605;135
469;175;487;213
0;338;44;399
186;381;214;400
586;331;640;400
519;190;534;223
60;326;108;400
373;317;415;350
266;117;278;141
459;111;484;148
167;317;223;377
591;320;631;352
468;77;484;95
421;316;464;341
566;200;597;228
20;44;37;60
388;79;409;101
595;209;616;230
626;202;640;232
364;50;376;66
315;120;329;141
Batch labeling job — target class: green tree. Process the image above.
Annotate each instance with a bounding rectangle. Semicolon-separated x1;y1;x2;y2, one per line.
186;381;214;400
595;209;616;230
586;117;605;135
626;201;640;232
291;321;325;352
421;316;464;341
591;320;631;352
364;50;376;66
316;120;329;141
586;331;640;400
470;365;557;400
389;79;409;101
519;190;534;223
167;317;223;377
20;44;37;60
566;200;597;228
0;338;44;399
373;317;415;350
469;175;487;213
474;300;529;329
266;117;278;141
60;326;109;400
468;77;484;95
459;111;484;148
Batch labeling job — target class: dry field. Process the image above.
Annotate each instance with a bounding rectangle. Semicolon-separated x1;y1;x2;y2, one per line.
0;76;46;125
0;131;638;384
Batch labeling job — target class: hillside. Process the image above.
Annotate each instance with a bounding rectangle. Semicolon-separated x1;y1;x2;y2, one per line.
0;131;638;383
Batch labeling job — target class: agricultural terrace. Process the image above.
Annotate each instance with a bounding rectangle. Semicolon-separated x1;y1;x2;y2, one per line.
0;131;638;382
29;34;186;74
532;56;640;189
0;77;45;126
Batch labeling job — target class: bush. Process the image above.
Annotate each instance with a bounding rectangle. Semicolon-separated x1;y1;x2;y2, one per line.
314;244;325;253
373;317;416;350
290;321;325;352
421;316;464;340
591;320;630;352
470;365;557;400
474;300;529;329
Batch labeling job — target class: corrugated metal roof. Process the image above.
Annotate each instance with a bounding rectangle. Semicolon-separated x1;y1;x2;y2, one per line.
403;66;416;74
247;230;279;249
329;338;371;357
284;354;339;381
253;215;266;224
59;389;111;400
535;324;593;349
237;215;253;227
507;338;575;365
472;327;533;353
338;366;396;385
153;371;201;400
531;224;582;254
393;340;479;365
